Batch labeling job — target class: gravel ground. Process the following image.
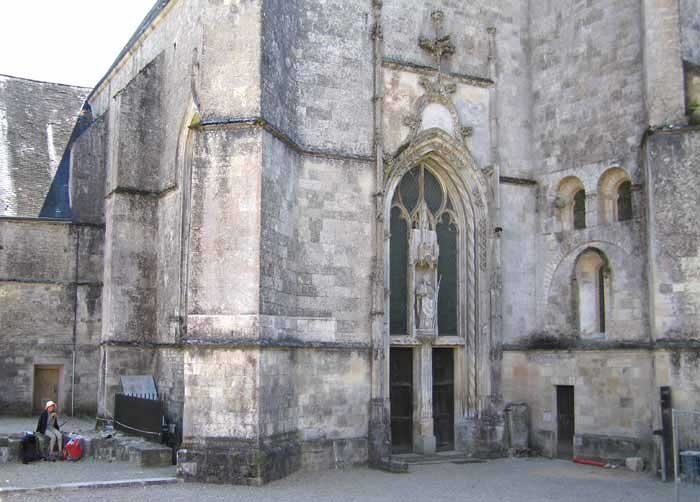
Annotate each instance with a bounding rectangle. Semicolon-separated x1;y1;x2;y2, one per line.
0;459;175;490
1;458;679;502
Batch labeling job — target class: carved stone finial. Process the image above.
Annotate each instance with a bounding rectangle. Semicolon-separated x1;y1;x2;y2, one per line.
418;9;455;73
431;10;444;27
419;75;456;98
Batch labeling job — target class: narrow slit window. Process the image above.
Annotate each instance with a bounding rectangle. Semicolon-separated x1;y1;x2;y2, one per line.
573;190;586;229
617;181;632;221
598;266;606;333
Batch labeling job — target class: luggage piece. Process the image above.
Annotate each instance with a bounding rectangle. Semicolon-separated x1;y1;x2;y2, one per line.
63;436;84;461
20;432;42;464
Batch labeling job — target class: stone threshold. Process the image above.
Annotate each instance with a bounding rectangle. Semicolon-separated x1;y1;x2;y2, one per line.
392;451;487;465
0;476;178;495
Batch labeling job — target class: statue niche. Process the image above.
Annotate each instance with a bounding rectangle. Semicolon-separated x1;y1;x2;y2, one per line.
411;201;440;341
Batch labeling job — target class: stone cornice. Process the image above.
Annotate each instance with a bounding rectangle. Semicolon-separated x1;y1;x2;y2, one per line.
499;176;537;186
197;116;375;163
0;216;104;229
382;57;494;88
102;338;371;351
501;339;700;352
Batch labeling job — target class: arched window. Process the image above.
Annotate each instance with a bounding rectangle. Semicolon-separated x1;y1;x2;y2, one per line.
617;181;632;221
389;165;459;336
555;176;585;231
598;167;632;224
575;249;608;335
573;190;586;229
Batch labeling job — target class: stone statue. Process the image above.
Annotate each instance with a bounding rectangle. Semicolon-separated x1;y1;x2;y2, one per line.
416;278;437;330
413;201;439;267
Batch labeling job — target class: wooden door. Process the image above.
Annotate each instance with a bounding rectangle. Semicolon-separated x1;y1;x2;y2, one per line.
390;348;413;453
33;367;60;414
433;348;454;451
557;385;575;459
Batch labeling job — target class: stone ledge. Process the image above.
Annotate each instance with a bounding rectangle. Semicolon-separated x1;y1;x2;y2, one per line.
502;339;700;352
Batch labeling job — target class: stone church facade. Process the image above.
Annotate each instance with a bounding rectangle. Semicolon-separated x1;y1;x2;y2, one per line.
2;0;700;486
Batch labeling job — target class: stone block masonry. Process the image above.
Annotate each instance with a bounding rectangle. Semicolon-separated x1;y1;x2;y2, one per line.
0;218;102;416
4;0;700;486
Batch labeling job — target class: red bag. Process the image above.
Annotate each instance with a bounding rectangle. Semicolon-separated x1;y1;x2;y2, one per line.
63;436;83;461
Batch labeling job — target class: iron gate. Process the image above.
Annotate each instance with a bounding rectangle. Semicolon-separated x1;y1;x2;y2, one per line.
114;393;164;440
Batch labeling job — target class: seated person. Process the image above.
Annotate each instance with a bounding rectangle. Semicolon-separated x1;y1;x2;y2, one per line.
36;401;62;460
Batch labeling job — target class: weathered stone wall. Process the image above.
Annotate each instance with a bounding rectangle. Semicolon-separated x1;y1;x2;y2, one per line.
502;350;655;461
645;128;700;340
681;0;700;66
87;0;217;422
70;113;108;225
500;181;537;342
530;0;644;175
0;75;88;217
261;348;370;469
0;218;102;415
382;0;533;177
655;350;700;412
642;0;686;126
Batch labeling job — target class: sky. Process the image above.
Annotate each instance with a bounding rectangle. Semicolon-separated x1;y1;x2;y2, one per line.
0;1;156;88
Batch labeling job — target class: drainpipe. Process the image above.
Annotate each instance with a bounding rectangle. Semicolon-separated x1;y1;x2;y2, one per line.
487;26;503;404
71;227;80;417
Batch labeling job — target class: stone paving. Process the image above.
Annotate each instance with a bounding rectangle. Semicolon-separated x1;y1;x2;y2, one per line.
1;458;676;502
0;459;175;490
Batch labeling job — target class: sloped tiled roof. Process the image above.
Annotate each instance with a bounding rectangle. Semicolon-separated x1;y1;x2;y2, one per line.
0;74;89;217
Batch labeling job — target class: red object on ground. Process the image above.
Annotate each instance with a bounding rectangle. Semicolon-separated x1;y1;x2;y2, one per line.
63;436;84;461
572;457;605;467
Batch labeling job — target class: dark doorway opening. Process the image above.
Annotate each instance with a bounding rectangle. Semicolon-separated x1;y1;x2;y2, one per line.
390;348;413;453
556;385;575;459
433;348;454;451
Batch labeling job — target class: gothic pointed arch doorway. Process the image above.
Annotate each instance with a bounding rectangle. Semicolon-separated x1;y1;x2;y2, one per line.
383;129;490;455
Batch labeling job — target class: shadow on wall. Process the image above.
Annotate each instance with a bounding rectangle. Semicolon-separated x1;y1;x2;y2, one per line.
39;103;94;219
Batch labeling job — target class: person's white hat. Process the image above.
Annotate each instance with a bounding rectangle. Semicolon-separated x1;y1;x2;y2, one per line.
45;401;56;409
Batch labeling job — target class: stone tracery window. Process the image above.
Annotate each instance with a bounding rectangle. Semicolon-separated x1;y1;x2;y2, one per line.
390;165;459;336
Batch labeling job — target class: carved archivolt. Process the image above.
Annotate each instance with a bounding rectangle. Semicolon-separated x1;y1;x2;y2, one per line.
386;129;489;211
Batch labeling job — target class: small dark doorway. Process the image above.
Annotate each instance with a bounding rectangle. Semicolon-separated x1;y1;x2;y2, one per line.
433;348;454;451
556;385;575;459
390;348;413;453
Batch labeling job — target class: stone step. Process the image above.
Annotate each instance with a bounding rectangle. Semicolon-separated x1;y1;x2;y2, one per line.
0;433;173;467
392;452;486;465
91;437;173;467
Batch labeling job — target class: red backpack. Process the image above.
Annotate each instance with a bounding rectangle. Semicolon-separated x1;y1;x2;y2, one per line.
63;436;84;461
